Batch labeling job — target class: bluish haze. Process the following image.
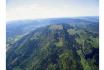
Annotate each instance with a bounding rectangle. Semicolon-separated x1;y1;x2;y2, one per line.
7;0;99;21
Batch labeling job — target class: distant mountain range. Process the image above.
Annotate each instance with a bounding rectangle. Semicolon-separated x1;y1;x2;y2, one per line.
6;17;99;70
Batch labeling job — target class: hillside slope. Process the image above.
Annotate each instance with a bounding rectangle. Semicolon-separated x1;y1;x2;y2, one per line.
7;23;99;70
6;17;99;50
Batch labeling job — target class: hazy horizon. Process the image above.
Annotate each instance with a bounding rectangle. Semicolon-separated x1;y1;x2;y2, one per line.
6;16;99;23
7;0;99;21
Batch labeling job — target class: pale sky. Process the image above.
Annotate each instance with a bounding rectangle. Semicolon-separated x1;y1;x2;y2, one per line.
7;0;99;21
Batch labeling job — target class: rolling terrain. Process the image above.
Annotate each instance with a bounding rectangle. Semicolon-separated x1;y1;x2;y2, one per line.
6;17;99;70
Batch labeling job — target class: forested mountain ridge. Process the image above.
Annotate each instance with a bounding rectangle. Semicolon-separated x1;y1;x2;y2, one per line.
6;17;99;70
6;17;99;49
